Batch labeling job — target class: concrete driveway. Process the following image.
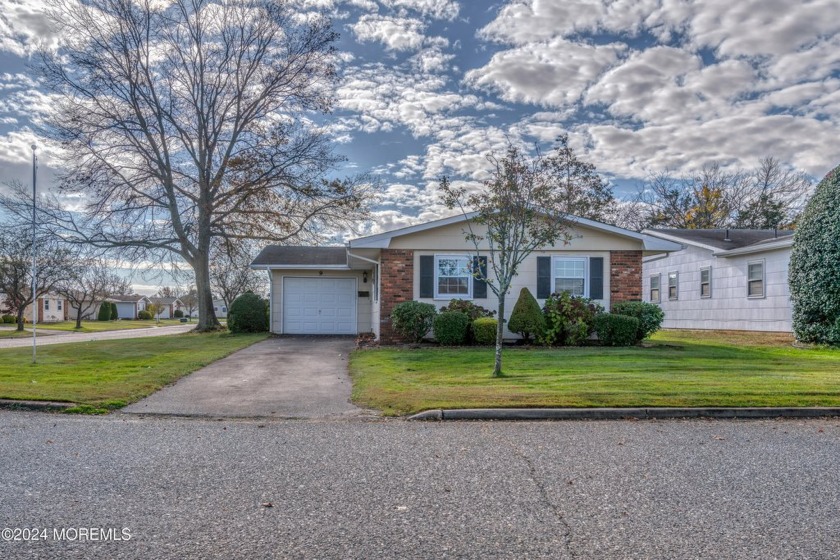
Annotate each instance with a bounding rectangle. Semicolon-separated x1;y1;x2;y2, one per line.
122;336;363;418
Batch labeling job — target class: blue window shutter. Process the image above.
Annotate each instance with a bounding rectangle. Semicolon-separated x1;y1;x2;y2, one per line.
589;257;604;300
473;256;488;299
419;255;434;298
537;257;551;299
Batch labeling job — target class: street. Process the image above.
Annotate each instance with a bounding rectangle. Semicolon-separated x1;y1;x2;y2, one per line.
1;412;838;559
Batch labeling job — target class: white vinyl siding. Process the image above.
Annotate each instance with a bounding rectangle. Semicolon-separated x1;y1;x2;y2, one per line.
553;257;587;297
434;255;472;299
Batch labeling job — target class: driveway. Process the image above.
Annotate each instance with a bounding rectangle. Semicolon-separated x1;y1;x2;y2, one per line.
122;336;362;418
0;324;195;349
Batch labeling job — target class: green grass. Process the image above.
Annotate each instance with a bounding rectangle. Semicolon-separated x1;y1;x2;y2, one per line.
0;332;268;413
350;330;840;416
32;319;187;332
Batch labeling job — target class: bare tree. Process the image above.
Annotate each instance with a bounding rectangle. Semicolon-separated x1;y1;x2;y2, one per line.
210;243;268;312
0;226;72;331
31;0;373;331
180;287;199;320
441;146;573;377
55;254;127;329
635;158;812;230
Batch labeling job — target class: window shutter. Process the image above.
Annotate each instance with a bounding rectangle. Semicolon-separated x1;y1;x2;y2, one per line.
589;257;604;300
419;255;434;298
473;256;488;299
537;256;551;299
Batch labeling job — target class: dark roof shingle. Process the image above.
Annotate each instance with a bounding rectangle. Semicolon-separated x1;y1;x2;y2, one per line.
251;246;347;266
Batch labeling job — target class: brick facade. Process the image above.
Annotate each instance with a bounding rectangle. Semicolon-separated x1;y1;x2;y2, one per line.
379;249;414;343
609;250;643;306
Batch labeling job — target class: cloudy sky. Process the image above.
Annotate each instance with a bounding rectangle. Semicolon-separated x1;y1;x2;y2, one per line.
2;0;840;238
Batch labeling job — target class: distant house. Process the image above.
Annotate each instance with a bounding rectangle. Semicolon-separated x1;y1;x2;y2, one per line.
150;297;183;319
109;295;150;319
641;229;794;332
22;293;70;323
212;300;228;319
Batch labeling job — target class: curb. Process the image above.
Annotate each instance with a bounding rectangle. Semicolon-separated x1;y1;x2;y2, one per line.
0;399;75;412
407;407;840;421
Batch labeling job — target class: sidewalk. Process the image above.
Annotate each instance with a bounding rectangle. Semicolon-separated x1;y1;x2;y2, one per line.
0;324;195;349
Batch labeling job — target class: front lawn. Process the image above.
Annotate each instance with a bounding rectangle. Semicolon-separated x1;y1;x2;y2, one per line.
32;319;188;332
350;330;840;415
0;332;268;412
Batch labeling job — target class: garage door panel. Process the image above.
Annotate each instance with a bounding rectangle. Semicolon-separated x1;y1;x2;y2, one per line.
282;277;357;335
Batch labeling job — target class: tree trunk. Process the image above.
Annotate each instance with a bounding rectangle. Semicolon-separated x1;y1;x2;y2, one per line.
75;305;83;329
193;251;220;332
16;307;25;332
493;296;505;377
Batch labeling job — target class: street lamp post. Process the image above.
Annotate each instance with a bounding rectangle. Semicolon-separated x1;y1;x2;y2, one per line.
31;144;37;364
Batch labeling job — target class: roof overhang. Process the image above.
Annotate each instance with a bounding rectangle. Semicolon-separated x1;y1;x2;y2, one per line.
350;212;682;252
712;236;794;257
250;264;351;270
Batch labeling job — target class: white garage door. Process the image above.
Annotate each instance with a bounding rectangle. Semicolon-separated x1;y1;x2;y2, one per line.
283;277;357;335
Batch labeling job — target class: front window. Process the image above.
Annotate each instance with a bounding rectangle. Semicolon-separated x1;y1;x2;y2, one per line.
435;256;472;298
650;274;661;303
668;271;678;301
222;307;227;313
700;267;712;299
44;300;50;310
553;257;586;297
57;300;62;310
748;261;765;298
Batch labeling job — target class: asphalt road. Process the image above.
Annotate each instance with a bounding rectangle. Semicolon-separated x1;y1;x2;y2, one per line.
1;412;838;559
0;324;196;349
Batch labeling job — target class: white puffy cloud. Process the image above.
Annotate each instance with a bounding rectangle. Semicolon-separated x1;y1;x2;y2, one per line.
0;0;57;56
466;38;626;108
349;14;429;51
379;0;459;20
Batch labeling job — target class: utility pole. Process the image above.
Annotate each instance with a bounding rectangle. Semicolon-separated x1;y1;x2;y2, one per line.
31;144;37;364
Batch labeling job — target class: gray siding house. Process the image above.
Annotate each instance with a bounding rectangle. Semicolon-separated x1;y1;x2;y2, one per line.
642;229;794;332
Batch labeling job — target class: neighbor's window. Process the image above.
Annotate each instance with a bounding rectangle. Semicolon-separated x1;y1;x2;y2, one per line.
668;271;678;301
222;307;227;313
44;299;50;310
553;257;587;297
700;267;712;299
649;274;661;303
435;255;472;298
57;300;63;310
748;261;765;298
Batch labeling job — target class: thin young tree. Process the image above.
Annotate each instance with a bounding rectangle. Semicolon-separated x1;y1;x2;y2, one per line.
0;226;72;331
441;146;573;377
30;0;373;331
210;243;267;312
55;254;127;329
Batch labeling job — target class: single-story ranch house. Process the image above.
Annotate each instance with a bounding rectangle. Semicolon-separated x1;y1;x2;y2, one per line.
251;213;681;342
641;229;794;332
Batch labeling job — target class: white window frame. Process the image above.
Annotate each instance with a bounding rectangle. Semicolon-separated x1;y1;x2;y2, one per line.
57;299;63;310
668;271;679;301
551;256;589;298
700;267;712;299
747;260;766;299
649;274;661;303
44;299;50;310
434;255;473;300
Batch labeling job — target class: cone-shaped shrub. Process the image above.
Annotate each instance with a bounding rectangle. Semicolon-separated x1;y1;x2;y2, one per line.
508;287;546;343
97;301;111;321
790;164;840;344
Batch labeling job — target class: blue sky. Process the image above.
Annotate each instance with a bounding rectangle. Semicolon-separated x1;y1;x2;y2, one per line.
2;0;840;248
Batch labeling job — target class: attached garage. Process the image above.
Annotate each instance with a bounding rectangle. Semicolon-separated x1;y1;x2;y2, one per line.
282;277;357;335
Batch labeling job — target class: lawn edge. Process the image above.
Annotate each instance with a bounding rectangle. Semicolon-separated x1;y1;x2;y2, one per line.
408;407;840;421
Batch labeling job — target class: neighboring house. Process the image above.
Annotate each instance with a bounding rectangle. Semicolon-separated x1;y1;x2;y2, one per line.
641;229;794;332
213;300;228;318
150;297;183;319
109;294;150;319
251;213;681;342
22;293;70;323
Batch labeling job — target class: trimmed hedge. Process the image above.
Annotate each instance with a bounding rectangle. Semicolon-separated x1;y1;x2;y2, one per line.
390;301;437;342
137;310;153;320
109;302;118;320
472;317;498;345
611;301;664;341
97;302;111;321
790;164;840;344
434;311;470;345
2;314;15;324
508;287;546;343
594;314;640;346
228;292;268;333
173;309;184;318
